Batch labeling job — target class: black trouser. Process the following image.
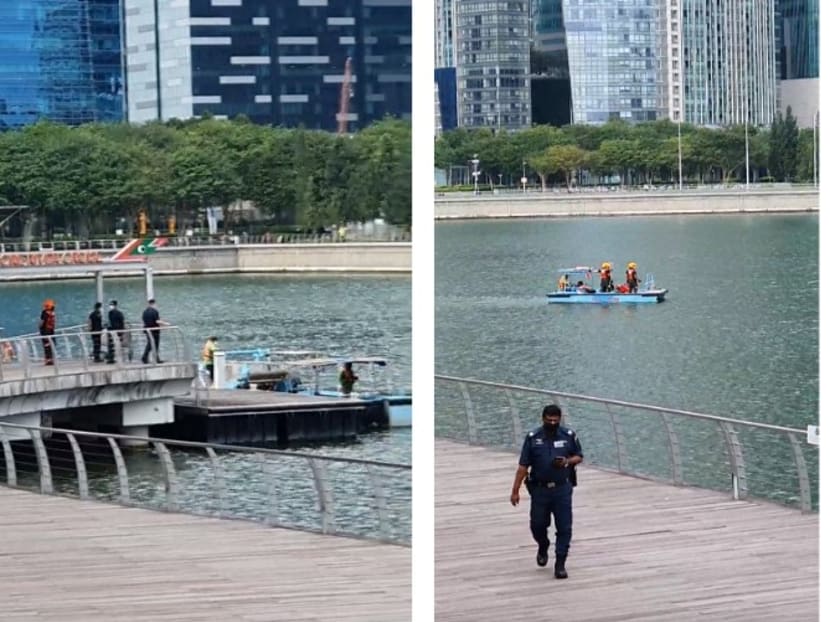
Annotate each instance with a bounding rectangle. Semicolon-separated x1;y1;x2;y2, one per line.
627;279;638;293
40;332;54;363
143;329;161;363
106;331;125;362
600;277;611;292
91;333;102;361
529;482;574;557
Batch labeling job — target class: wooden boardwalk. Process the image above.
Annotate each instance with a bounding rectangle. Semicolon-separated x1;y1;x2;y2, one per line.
0;487;410;622
436;440;817;622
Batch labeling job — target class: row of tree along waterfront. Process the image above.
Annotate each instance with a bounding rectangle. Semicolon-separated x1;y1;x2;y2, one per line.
0;116;411;239
435;109;817;190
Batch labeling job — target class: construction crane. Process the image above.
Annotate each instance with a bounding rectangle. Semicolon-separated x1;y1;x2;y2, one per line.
337;57;352;135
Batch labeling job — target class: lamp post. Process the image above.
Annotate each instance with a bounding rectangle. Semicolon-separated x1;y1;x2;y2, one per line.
471;154;480;195
813;109;819;188
521;160;527;193
677;122;683;191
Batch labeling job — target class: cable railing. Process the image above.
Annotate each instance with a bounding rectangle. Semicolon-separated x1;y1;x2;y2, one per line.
435;375;817;513
0;325;193;381
0;422;411;545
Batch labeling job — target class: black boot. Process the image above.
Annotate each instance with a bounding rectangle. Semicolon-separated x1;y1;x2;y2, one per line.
554;554;568;579
536;545;549;567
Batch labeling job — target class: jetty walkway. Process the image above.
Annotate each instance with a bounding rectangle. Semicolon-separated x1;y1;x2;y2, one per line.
0;486;410;622
435;440;817;621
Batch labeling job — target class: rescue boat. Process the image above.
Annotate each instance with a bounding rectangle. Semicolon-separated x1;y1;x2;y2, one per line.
547;266;668;304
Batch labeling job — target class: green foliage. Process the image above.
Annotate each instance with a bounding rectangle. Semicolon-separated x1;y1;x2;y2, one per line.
0;117;411;235
433;119;813;187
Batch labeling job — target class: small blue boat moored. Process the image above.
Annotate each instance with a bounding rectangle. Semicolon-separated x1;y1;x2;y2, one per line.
547;266;668;304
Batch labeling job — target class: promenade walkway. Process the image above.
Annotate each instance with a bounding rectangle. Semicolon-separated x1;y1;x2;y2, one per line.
0;487;410;622
435;440;817;622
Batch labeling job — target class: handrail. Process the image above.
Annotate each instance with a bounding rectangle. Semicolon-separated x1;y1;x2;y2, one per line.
435;375;817;513
0;422;411;545
0;325;193;380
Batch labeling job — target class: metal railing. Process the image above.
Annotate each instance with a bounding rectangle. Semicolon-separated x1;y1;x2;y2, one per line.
436;375;818;513
0;325;193;380
0;422;411;545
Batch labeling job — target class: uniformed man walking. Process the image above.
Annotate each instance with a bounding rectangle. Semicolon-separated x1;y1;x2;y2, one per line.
510;404;583;579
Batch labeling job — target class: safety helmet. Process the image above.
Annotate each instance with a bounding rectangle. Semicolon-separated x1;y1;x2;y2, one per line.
628;262;637;269
601;262;611;270
43;299;55;310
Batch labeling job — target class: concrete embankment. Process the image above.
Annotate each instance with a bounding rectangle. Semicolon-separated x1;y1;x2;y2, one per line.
435;189;819;220
0;242;411;282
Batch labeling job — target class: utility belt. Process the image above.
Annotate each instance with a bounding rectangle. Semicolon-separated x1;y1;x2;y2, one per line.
524;478;570;492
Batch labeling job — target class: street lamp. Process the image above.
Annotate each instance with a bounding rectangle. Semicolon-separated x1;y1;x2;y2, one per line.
677;122;683;191
521;160;527;193
471;154;480;195
813;110;819;188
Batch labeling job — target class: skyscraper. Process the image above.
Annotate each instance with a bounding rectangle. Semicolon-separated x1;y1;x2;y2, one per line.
125;0;411;131
454;0;532;130
0;0;124;129
776;0;819;128
562;0;666;124
681;0;777;126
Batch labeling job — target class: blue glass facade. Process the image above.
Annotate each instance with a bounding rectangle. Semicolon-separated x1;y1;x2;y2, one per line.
778;0;819;79
434;67;457;131
0;1;124;130
563;0;663;124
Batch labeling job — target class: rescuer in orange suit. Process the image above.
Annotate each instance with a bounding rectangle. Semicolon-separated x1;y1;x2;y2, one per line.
39;299;56;365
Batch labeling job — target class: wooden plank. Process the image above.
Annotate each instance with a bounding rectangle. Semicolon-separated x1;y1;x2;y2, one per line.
436;440;817;622
0;487;410;621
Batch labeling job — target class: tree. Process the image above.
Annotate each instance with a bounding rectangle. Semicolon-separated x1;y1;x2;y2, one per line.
769;106;800;181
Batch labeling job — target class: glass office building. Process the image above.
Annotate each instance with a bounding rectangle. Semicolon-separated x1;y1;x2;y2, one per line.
682;0;777;126
0;0;124;130
778;0;818;80
562;0;666;124
126;0;410;131
454;0;531;130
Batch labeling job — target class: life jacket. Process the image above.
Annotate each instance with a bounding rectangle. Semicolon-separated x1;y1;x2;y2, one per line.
600;268;611;281
626;268;638;282
42;311;56;333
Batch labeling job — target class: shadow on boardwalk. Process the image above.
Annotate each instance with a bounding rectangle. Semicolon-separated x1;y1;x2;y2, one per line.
0;487;410;622
436;440;817;622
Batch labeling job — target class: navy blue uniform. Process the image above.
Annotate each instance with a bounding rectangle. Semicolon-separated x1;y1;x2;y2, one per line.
141;305;161;363
519;425;583;557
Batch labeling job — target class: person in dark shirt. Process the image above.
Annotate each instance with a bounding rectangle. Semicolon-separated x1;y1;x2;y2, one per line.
87;302;104;362
39;299;56;365
141;298;167;364
339;362;358;395
106;300;126;364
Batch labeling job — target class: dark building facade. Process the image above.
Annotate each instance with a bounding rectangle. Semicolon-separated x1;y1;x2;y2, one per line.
434;67;457;132
126;0;411;131
777;0;819;80
0;0;124;130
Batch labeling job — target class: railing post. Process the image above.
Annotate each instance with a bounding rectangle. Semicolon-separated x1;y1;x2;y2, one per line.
719;421;747;500
205;446;226;516
606;404;628;474
787;432;812;513
29;428;53;494
153;441;178;511
505;390;524;449
65;433;89;499
106;437;130;503
0;426;17;486
309;457;335;534
366;464;392;540
659;412;683;485
459;383;477;444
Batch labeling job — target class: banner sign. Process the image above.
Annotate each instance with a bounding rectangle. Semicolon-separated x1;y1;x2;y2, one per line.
111;237;168;262
0;250;102;268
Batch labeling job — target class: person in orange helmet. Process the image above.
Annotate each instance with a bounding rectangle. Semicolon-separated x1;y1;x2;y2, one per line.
625;262;640;294
599;262;613;292
39;299;56;365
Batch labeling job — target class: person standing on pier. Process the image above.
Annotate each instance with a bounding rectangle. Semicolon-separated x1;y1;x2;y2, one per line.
510;404;583;579
201;336;218;381
106;300;125;364
339;362;358;396
39;299;56;365
87;302;104;362
141;298;167;364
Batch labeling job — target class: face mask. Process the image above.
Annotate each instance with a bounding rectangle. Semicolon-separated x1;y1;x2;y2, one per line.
543;421;559;433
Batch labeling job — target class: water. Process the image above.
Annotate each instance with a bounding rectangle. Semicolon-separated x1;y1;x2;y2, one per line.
435;214;818;506
0;273;412;538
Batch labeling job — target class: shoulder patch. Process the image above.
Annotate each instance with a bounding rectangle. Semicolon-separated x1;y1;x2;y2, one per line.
567;429;574;436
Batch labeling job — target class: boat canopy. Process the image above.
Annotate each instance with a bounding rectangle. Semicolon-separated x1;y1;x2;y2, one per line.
287;356;389;369
557;266;595;275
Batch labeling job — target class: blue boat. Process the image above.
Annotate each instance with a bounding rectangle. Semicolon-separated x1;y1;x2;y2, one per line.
547;266;668;304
